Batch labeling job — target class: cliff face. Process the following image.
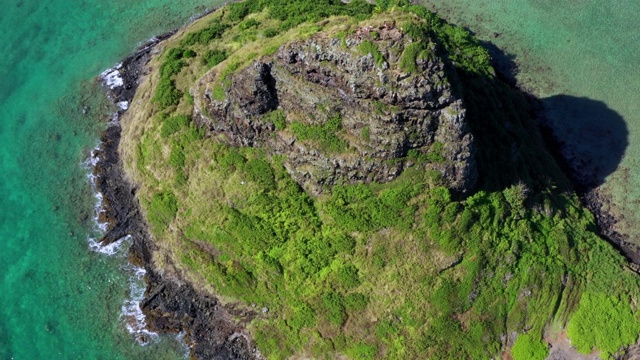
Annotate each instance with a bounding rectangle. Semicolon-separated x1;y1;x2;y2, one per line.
195;25;477;194
113;3;640;359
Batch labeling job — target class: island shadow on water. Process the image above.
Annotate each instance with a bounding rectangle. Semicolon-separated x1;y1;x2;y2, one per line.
468;35;636;264
540;94;628;192
479;38;628;193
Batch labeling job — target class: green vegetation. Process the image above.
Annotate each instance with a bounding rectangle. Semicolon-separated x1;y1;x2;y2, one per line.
511;334;549;360
263;109;287;130
263;28;280;38
153;48;191;109
202;49;228;68
160;114;191;138
182;23;229;46
153;78;182;109
126;1;640;359
228;0;374;31
357;40;385;67
567;292;640;358
407;142;445;163
360;126;370;141
147;191;178;232
239;18;261;31
399;41;432;73
290;114;348;153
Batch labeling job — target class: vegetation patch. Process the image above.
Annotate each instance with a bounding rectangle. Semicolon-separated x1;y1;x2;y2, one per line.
511;334;549;360
357;40;385;67
264;109;287;130
290;114;348;153
125;1;640;359
567;292;640;358
147;191;178;233
201;49;228;68
182;23;230;46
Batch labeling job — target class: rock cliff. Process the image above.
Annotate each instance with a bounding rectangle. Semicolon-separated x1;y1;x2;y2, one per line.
194;24;477;194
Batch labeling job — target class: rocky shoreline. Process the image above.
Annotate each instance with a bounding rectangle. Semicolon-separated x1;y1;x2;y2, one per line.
94;32;259;359
89;8;639;360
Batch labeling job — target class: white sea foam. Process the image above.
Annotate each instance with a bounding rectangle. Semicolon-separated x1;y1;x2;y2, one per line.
121;266;159;345
82;144;159;344
100;66;124;89
84;145;110;235
88;235;131;256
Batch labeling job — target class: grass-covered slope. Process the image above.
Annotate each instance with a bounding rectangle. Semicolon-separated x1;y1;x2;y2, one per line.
119;1;640;359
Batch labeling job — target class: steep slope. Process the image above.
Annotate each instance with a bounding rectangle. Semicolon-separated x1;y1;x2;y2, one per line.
193;25;476;194
115;1;640;359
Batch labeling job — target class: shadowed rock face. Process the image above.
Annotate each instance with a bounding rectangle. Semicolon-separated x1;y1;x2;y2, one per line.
196;27;477;194
141;271;258;360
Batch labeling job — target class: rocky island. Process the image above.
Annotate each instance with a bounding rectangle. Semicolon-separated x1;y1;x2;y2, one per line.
96;0;640;359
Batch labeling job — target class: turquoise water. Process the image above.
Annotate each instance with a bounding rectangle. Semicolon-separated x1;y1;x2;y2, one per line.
0;0;224;358
419;0;640;240
2;0;640;358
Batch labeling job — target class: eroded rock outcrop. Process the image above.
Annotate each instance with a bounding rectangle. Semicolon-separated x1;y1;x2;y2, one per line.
195;27;477;194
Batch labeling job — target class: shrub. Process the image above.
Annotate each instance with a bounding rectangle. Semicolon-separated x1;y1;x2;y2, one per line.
153;78;182;109
503;181;530;213
219;149;246;173
329;233;356;254
239;18;260;30
227;0;261;21
337;265;361;288
182;23;230;45
344;293;369;311
159;58;186;78
567;292;640;358
322;291;346;325
161;114;191;138
202;48;228;68
243;158;276;189
357;40;385;66
165;47;186;61
147;191;178;231
287;301;316;331
511;334;548;360
263;28;280;38
183;49;196;58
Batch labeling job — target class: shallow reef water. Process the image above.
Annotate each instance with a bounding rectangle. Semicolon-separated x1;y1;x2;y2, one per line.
0;0;224;358
2;0;640;358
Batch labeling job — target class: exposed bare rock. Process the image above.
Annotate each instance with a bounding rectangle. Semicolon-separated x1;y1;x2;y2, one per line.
196;29;477;194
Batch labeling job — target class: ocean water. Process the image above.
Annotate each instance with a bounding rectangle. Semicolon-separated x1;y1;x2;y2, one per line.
418;0;640;240
2;0;640;359
0;0;224;358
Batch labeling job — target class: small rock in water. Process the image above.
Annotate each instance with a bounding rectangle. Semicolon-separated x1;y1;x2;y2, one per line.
44;322;55;333
136;333;151;345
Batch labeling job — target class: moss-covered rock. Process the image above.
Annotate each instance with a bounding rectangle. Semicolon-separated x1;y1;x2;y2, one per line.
115;1;640;359
195;19;476;194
